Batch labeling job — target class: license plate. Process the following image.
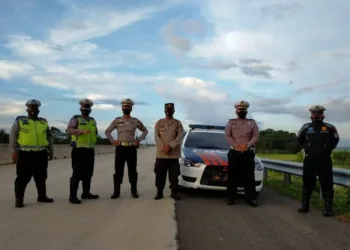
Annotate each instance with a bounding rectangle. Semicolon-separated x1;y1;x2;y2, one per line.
212;173;227;182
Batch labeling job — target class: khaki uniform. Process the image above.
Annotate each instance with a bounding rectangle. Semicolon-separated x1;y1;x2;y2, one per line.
224;118;259;148
104;98;148;199
154;103;184;200
224;100;260;205
154;118;184;158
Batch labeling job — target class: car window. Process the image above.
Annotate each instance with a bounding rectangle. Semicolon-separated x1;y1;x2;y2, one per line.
184;131;229;150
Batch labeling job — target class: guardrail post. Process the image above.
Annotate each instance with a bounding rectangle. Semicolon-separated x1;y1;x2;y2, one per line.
263;169;268;180
284;173;291;184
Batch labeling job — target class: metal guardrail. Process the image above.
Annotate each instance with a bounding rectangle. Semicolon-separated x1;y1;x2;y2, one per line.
261;158;350;188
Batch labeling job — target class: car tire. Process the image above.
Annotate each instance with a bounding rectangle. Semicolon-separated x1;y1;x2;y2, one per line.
254;191;260;199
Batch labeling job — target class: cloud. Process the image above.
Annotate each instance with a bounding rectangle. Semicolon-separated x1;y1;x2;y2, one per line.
160;18;207;53
0;60;35;80
49;6;160;45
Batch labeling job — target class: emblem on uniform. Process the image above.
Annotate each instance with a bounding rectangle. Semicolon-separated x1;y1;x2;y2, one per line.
321;126;327;131
307;127;314;133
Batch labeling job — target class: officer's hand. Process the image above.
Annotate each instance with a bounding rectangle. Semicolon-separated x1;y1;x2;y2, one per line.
82;130;91;134
48;152;53;161
237;144;247;152
12;151;18;163
133;140;140;147
163;144;171;154
113;140;121;146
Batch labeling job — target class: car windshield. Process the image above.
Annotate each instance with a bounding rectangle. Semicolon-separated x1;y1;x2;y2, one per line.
184;131;229;150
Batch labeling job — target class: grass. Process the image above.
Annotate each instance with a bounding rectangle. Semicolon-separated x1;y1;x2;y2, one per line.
256;153;350;169
257;153;350;222
264;171;350;222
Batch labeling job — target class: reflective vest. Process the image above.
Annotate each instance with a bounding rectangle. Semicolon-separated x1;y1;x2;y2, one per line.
17;116;49;151
71;116;97;148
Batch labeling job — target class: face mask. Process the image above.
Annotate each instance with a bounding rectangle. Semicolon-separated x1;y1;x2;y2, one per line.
81;108;91;116
28;109;39;118
311;116;324;123
122;109;131;115
165;109;174;117
237;111;247;118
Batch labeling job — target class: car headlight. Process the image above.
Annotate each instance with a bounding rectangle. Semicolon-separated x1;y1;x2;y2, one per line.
255;162;263;171
179;158;201;167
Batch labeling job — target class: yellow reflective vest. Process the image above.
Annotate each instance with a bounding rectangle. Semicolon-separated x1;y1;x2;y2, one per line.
71;116;97;148
16;116;49;151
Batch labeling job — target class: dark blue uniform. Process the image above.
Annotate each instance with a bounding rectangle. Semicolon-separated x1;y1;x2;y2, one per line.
297;121;339;216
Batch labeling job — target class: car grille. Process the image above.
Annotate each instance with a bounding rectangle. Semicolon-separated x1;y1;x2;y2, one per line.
200;165;262;187
200;166;227;187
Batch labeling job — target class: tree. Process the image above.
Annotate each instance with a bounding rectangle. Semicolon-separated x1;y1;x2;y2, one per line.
0;129;9;143
256;128;301;154
50;127;70;144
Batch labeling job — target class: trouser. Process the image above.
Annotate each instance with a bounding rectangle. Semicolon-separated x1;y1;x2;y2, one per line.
154;158;180;190
113;146;138;189
70;148;95;197
226;149;256;201
301;154;334;203
14;150;49;200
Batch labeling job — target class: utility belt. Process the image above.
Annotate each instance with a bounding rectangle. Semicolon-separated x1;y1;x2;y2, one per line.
230;146;255;152
18;145;48;152
120;141;136;147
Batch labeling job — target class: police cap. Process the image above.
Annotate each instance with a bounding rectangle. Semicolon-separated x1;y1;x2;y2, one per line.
234;100;249;109
309;105;326;112
121;98;134;108
79;98;94;108
25;99;41;107
164;103;175;109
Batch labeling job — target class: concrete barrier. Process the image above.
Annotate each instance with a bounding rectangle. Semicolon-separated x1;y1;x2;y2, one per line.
0;144;146;165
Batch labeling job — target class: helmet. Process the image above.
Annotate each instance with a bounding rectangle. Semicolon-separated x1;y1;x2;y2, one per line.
25;99;41;107
79;98;94;107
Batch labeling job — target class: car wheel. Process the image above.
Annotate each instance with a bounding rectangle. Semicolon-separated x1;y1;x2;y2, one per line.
254;191;260;199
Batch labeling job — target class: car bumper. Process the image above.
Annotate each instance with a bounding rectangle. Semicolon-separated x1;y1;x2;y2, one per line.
179;165;264;193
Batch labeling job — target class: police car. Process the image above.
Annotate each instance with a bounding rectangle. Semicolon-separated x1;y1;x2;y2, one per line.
178;124;264;195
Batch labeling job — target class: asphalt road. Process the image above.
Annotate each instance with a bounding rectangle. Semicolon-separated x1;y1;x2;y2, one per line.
176;186;350;250
0;147;177;250
1;146;349;250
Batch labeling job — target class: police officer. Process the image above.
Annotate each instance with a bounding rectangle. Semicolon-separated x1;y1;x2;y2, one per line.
297;105;339;217
154;103;184;200
224;100;259;207
9;99;54;208
66;99;99;204
105;98;148;199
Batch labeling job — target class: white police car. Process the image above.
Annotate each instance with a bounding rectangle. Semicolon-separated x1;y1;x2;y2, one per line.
178;124;264;195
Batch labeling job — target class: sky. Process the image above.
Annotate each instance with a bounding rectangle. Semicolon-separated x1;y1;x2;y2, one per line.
0;0;350;146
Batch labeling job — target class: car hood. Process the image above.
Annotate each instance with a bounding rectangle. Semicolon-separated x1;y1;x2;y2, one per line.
182;147;229;166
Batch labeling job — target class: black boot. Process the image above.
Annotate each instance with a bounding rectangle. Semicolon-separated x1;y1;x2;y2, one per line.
131;185;139;198
69;177;82;204
35;180;54;203
323;191;334;217
226;199;235;205
111;174;120;199
81;177;99;199
154;188;164;200
298;188;311;213
130;172;139;198
14;181;26;208
170;189;181;200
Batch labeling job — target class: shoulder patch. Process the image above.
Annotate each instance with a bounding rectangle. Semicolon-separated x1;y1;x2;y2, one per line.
248;118;255;121
15;116;27;121
300;123;311;131
323;122;335;129
39;117;47;122
115;117;121;120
